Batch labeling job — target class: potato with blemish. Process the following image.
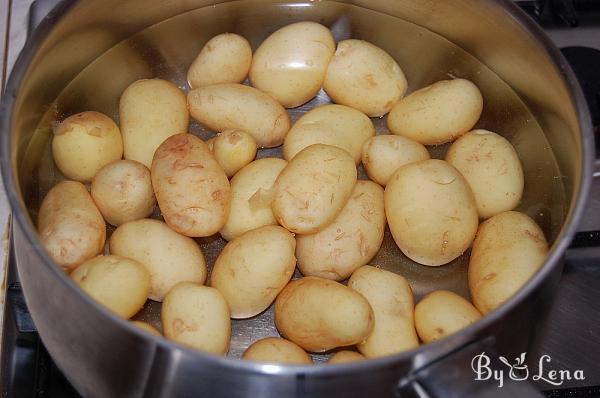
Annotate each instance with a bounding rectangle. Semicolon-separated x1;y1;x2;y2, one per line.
38;181;106;272
272;144;357;234
211;129;257;178
91;160;156;226
187;33;252;88
296;181;385;281
71;255;150;319
132;321;161;336
469;211;548;314
52;111;123;182
323;39;407;117
242;337;312;365
361;135;430;186
151;134;230;237
275;276;374;352
384;159;478;266
414;290;482;343
328;351;365;364
161;282;230;355
211;225;296;318
445;129;524;219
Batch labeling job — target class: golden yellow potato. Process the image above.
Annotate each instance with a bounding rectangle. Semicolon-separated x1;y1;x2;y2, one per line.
296;181;385;281
187;33;252;88
361;135;430;186
384;160;478;266
131;321;161;336
323;39;407;117
387;79;483;145
188;83;291;148
274;276;374;352
414;290;482;343
272;144;357;234
211;129;257;178
283;104;375;163
445;129;524;219
250;21;335;108
120;78;189;168
348;266;419;357
52;111;123;182
242;337;312;365
71;255;150;319
220;158;287;241
327;351;366;364
151;134;230;237
110;219;207;302
211;225;296;318
469;211;548;314
38;181;106;272
161;282;230;355
91;160;156;226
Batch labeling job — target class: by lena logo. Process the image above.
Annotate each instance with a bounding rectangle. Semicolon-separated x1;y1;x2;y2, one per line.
471;352;585;388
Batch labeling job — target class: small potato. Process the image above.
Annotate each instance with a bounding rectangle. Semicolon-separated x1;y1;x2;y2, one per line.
38;181;106;271
445;130;524;219
414;290;482;343
120;79;189;168
71;255;150;319
91;160;156;226
52;111;123;182
211;225;296;318
348;266;419;357
151;134;230;237
211;129;257;177
110;219;207;302
187;33;252;88
469;211;548;314
323;39;407;117
272;144;357;234
384;160;478;266
297;181;385;281
188;83;291;148
327;351;365;364
387;79;483;145
275;276;374;352
283;104;375;163
132;321;161;336
242;337;312;365
162;282;230;355
250;22;335;108
362;135;430;186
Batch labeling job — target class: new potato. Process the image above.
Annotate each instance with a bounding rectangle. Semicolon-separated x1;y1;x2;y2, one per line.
211;129;257;178
327;351;365;364
242;337;312;365
132;321;162;336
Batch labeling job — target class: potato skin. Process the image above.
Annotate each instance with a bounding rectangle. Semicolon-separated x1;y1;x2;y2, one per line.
361;135;430;186
211;225;296;318
387;79;483;145
71;255;150;319
272;144;357;234
188;83;291;148
283;104;375;163
109;219;207;302
161;282;230;355
250;22;335;108
274;276;374;352
414;290;482;343
327;351;365;364
211;129;257;178
296;181;385;281
242;337;312;365
132;321;161;336
151;133;230;237
348;266;419;357
38;181;106;271
469;211;548;314
323;39;407;117
91;160;156;226
384;159;478;266
52;111;123;182
445;129;524;219
187;33;252;88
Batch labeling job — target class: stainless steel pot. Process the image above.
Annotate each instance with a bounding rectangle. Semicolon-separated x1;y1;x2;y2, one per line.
0;0;594;397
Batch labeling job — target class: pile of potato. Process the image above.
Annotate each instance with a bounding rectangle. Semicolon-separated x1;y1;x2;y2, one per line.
37;21;549;365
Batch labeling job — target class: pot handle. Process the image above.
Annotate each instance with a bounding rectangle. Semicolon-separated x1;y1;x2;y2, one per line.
395;340;544;398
